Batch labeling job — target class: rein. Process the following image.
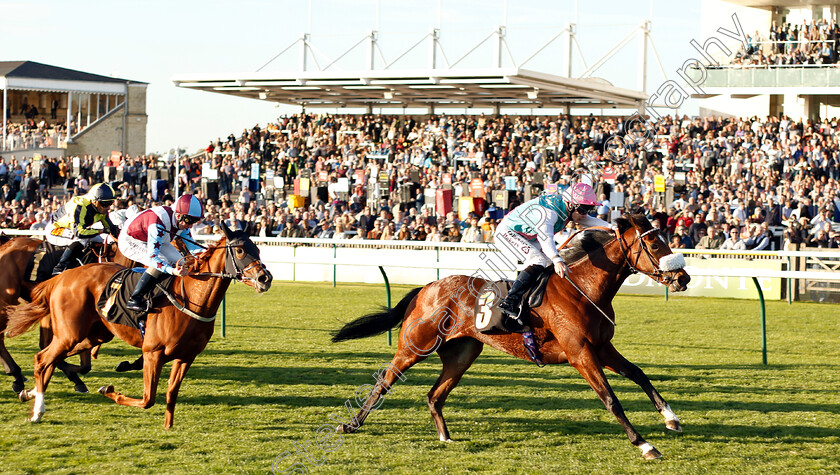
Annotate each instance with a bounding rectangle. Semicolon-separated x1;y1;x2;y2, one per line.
615;227;671;286
557;225;671;328
167;240;265;322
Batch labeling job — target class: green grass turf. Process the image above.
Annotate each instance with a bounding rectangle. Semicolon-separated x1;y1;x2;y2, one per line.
0;282;838;474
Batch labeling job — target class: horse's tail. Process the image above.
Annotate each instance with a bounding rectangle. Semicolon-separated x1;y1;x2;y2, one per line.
331;287;423;343
4;277;57;338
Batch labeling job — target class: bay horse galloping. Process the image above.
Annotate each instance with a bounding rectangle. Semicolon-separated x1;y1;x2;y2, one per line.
0;236;134;393
5;223;272;428
332;214;691;459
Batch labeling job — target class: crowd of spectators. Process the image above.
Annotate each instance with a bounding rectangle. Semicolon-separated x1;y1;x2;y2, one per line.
0;111;839;252
729;18;840;67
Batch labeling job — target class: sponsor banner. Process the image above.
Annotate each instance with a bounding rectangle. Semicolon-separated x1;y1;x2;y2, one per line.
619;257;783;300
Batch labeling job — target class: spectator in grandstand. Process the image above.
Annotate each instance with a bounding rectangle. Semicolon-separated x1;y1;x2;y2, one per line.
674;225;694;249
29;211;49;230
315;220;335;239
461;216;484;243
720;226;747;250
279;217;302;238
696;224;725;250
744;223;774;250
366;219;383;239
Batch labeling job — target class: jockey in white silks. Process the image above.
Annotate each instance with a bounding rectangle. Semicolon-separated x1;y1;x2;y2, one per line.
118;194;204;312
493;182;614;330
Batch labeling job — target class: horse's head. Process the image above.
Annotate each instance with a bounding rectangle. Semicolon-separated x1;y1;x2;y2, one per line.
219;222;273;293
615;214;690;292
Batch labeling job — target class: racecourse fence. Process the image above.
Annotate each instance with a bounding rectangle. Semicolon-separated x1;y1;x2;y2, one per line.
5;229;839;303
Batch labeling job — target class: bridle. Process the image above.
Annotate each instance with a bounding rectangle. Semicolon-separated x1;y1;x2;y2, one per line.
182;239;268;285
614;227;673;286
163;238;270;321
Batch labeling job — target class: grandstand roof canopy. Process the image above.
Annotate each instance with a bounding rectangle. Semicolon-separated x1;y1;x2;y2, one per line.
172;67;647;111
0;61;145;95
723;0;840;6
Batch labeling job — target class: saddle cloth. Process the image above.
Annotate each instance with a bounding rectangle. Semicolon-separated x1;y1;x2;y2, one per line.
474;267;553;334
96;268;174;329
24;240;62;283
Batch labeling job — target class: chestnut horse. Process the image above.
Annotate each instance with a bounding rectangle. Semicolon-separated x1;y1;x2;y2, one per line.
332;214;691;459
0;236;134;393
5;223;272;427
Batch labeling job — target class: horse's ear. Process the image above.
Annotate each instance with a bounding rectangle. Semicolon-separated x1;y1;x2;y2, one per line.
220;221;232;239
615;216;633;234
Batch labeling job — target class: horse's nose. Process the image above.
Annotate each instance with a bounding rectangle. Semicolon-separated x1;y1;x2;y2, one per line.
258;270;272;287
677;272;691;290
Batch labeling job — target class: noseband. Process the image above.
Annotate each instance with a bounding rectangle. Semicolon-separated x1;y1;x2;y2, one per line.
615;227;676;286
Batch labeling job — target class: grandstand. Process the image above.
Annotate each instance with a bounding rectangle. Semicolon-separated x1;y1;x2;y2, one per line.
0;61;147;159
700;0;840;120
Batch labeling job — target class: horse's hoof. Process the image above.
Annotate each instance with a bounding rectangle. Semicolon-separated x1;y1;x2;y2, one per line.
18;390;32;402
97;385;114;396
115;361;133;372
74;383;89;394
27;413;43;423
335;423;355;434
666;419;682;432
642;447;662;460
12;380;24;394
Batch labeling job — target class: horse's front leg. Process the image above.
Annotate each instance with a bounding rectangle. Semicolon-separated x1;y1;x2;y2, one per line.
568;341;661;460
600;342;681;432
98;350;163;409
164;359;192;429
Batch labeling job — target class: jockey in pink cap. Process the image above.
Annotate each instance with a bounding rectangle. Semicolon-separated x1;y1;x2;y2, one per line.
493;182;615;330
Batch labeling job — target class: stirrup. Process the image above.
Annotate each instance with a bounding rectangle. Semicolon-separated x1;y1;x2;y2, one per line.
502;313;529;334
126;297;148;313
498;298;520;317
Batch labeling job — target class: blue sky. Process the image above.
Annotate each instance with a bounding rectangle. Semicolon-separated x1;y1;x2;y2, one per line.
2;0;708;153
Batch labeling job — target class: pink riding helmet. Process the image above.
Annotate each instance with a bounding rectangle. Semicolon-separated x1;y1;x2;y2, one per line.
562;182;599;207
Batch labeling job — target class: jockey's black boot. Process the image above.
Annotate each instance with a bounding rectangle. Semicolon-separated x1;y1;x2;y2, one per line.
498;264;544;332
126;272;157;312
52;241;84;275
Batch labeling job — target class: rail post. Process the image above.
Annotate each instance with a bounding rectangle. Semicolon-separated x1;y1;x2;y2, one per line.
786;256;792;305
379;266;392;345
436;245;440;280
221;297;226;338
751;277;767;365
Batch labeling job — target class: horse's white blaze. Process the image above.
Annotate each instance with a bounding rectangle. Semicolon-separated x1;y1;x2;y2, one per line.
639;442;656;454
659;253;685;271
661;404;679;423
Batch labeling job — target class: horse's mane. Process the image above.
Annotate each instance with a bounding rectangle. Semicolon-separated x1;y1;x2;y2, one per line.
558;229;615;265
557;214;651;266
